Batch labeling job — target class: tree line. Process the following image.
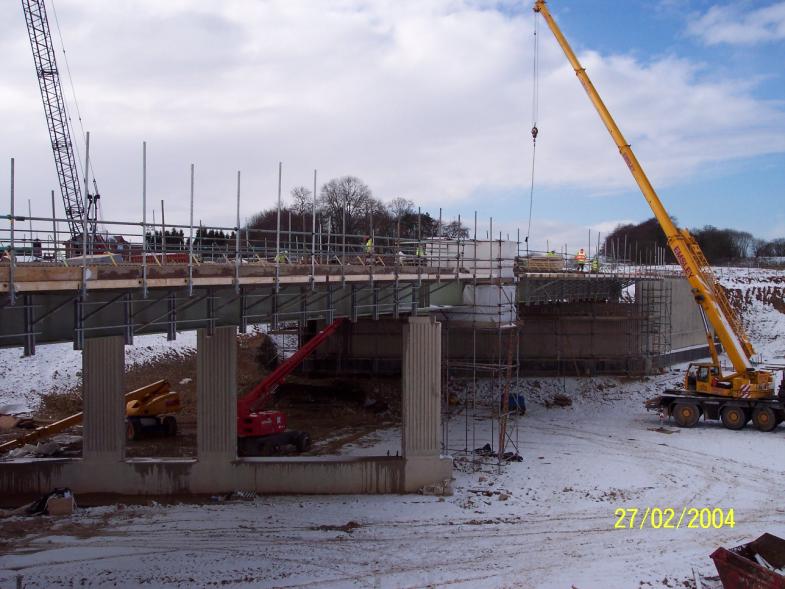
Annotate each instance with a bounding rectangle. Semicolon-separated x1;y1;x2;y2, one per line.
243;175;469;250
604;217;785;264
145;228;236;251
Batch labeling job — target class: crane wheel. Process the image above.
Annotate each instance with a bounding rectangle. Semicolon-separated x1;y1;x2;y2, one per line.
162;416;178;437
752;407;776;432
721;406;746;430
295;432;312;452
126;419;141;441
673;403;699;428
257;441;274;456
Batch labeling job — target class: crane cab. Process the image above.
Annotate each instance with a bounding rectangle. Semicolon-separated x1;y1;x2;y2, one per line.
684;363;732;395
684;362;776;399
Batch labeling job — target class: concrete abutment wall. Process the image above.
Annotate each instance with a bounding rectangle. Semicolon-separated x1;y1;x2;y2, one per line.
307;279;713;377
0;319;450;498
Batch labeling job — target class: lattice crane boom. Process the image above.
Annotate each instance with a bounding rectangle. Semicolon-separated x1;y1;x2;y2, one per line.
21;0;97;242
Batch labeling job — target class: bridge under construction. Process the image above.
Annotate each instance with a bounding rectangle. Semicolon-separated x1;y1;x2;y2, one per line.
0;196;710;498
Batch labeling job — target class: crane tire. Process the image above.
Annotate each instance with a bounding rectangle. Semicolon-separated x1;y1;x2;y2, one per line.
752;407;776;432
162;416;178;437
295;431;312;452
721;406;746;430
673;403;700;428
126;419;141;441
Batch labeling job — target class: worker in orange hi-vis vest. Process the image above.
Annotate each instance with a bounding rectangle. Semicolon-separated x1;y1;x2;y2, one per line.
575;248;587;271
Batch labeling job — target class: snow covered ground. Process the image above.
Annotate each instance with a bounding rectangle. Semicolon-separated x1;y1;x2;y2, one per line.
1;267;784;588
3;381;785;588
0;332;197;415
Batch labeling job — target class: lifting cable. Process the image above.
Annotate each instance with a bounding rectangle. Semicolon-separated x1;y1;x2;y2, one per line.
525;9;540;254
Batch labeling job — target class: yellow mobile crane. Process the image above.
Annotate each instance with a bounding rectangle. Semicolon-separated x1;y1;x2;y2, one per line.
534;1;784;430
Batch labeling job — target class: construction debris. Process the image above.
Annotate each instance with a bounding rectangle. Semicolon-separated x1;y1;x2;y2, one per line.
0;488;76;518
210;490;257;502
311;521;362;533
545;393;573;408
418;478;453;496
473;443;524;462
6;440;62;458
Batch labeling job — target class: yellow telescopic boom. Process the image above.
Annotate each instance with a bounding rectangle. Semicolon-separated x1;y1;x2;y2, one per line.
533;1;772;393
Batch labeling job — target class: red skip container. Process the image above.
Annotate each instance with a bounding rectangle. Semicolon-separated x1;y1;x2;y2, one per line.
711;533;785;589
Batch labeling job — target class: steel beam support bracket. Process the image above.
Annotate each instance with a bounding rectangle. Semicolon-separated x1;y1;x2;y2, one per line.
22;293;35;356
167;291;177;341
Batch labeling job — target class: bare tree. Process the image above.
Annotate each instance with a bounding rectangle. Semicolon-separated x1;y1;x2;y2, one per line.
319;176;373;236
290;186;312;217
387;197;414;220
442;220;470;239
728;230;754;259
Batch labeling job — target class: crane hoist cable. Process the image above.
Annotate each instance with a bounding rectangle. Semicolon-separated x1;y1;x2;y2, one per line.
525;9;540;254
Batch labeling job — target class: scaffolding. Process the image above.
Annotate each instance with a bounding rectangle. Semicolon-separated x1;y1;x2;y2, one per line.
437;229;523;473
638;278;673;371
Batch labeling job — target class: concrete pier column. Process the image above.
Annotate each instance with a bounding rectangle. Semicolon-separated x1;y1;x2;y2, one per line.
197;326;237;460
82;336;125;463
402;316;452;492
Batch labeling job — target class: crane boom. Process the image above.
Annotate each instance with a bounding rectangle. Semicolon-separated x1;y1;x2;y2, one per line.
21;0;97;242
533;1;766;389
238;318;346;416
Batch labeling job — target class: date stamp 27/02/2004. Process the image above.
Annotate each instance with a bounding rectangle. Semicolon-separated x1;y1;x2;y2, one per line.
614;507;735;530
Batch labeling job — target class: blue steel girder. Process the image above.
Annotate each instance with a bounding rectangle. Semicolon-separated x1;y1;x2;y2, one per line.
0;279;446;352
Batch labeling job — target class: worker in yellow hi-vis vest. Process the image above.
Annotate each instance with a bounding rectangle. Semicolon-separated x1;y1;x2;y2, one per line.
415;244;425;265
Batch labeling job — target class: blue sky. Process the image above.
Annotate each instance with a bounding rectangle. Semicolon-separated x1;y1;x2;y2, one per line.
456;0;785;245
1;0;783;251
602;0;783;239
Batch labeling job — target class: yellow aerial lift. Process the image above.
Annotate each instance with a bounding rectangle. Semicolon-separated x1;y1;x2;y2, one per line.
534;1;784;430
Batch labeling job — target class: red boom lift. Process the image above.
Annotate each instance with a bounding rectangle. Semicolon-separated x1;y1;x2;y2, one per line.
237;318;345;456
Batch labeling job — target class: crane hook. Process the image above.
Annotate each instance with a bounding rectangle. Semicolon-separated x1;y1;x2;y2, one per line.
531;125;539;142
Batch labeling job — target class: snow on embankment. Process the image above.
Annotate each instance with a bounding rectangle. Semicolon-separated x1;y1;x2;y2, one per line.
0;332;197;414
715;266;785;361
0;324;287;415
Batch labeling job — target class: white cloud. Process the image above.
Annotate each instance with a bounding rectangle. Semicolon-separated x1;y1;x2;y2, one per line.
688;2;785;45
1;0;784;241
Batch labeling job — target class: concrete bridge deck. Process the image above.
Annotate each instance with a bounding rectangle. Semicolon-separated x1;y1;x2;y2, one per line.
0;260;475;293
0;261;477;352
0;259;680;355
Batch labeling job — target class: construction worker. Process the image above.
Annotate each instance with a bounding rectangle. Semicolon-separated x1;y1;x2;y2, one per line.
415;243;425;265
364;236;373;255
275;250;287;263
575;248;587;271
591;256;600;273
546;250;556;257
